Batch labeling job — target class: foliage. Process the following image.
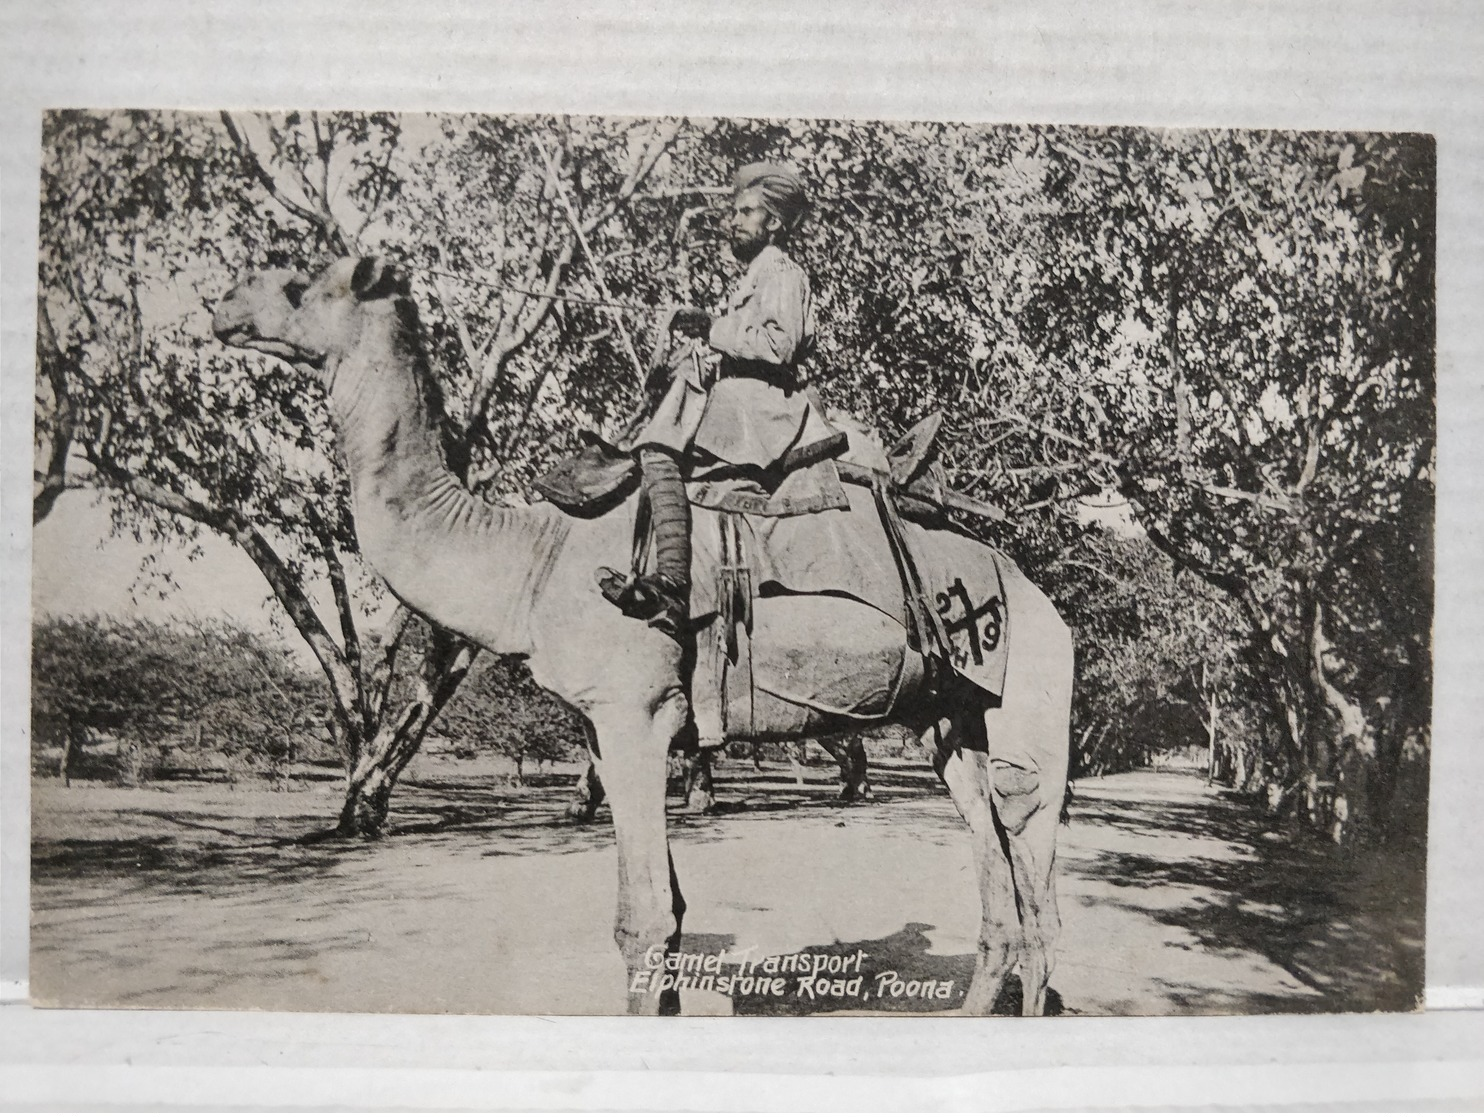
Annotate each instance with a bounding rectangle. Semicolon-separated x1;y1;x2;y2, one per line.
733;122;1432;836
31;615;329;781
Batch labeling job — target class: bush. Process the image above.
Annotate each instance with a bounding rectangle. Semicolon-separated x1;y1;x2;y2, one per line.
32;615;330;785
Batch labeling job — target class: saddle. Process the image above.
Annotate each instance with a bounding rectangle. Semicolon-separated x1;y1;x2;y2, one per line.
532;411;1005;527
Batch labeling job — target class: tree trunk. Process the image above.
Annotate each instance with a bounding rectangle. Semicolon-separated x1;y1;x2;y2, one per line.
1305;603;1371;844
1075;718;1107;776
513;751;525;787
1205;689;1221;785
335;630;474;838
337;705;436;837
1232;745;1250;794
1369;679;1427;845
789;742;809;786
60;724;81;787
120;738;145;787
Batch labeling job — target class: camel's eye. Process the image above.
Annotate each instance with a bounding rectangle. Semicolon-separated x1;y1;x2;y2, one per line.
283;279;309;309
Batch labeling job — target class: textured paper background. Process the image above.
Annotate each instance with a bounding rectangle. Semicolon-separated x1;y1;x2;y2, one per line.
2;0;1481;1108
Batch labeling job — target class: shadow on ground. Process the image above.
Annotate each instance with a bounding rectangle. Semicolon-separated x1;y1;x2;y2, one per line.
1065;780;1425;1013
677;923;1064;1016
30;777;622;900
30;760;910;899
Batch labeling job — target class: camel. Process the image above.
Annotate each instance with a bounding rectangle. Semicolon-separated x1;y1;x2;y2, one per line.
213;256;1075;1015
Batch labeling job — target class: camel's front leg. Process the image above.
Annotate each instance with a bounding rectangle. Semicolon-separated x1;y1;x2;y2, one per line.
590;688;689;1014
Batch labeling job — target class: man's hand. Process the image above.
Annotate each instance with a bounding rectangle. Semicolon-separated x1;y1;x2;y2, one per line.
669;306;712;339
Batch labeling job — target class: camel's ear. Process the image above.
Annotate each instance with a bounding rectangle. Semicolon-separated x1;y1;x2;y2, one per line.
351;256;407;301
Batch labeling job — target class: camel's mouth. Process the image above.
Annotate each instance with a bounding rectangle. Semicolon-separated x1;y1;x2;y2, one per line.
215;323;315;365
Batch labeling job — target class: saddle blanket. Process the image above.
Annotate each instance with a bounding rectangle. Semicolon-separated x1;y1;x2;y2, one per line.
688;482;1010;698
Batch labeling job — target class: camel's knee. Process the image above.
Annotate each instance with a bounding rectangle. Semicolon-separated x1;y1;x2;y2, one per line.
651;687;690;739
991;759;1042;834
992;758;1040;797
962;933;1017;1015
979;924;1021;962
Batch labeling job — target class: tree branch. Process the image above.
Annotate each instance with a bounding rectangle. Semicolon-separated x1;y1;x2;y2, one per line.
535;135;648;386
1047;558;1144;594
371;607;413;726
1192;480;1295;514
351;124;401;244
220;112;349;253
92;463;359;730
304;501;365;727
34;303;77;523
468;120;682;428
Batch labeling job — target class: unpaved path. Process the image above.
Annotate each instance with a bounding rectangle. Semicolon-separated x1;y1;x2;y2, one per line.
29;761;1423;1015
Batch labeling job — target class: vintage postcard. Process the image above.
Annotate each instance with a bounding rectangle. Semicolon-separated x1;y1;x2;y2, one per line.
29;110;1432;1016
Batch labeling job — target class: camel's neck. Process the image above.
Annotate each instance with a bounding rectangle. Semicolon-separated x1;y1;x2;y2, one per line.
325;310;569;655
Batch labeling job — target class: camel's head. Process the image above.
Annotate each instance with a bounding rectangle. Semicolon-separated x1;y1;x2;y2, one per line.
213;256;410;374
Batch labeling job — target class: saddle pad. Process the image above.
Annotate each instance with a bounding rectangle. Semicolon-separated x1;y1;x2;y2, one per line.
686;457;850;517
691;483;1010;698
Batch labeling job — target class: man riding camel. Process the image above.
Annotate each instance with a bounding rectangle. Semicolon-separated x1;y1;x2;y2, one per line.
598;161;837;640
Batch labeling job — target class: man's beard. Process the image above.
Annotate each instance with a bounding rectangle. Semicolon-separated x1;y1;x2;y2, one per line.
730;232;767;262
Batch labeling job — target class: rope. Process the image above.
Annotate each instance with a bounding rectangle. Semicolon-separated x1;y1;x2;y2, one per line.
419;267;660;315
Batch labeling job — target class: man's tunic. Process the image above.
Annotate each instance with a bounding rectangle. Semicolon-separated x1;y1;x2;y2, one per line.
636;244;834;473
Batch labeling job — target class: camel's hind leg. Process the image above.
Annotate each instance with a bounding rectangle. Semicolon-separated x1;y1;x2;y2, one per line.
986;750;1063;1016
932;558;1073;1016
931;713;1019;1015
1003;796;1062;1016
984;561;1075;1016
936;698;1068;1016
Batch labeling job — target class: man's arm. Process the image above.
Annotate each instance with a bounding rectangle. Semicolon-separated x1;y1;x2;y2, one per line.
707;256;809;366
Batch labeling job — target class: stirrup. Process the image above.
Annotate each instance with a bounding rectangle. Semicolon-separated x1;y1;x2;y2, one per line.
595;568;689;642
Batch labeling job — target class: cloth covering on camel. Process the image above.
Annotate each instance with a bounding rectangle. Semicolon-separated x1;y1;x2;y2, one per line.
683;482;1012;701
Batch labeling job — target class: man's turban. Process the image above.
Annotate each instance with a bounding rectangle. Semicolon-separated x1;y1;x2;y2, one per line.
733;162;809;232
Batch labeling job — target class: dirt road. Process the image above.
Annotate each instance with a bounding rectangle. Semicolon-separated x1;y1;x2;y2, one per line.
29;760;1424;1015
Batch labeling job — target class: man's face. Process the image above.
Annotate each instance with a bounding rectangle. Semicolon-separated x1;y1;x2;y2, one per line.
727;186;781;262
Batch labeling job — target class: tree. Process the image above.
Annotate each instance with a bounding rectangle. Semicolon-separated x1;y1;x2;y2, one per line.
1022;129;1434;841
31;615;328;784
431;653;586;784
32;616;180;784
182;622;332;782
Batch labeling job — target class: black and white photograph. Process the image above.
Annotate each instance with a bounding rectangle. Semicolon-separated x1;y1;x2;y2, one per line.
28;109;1435;1019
